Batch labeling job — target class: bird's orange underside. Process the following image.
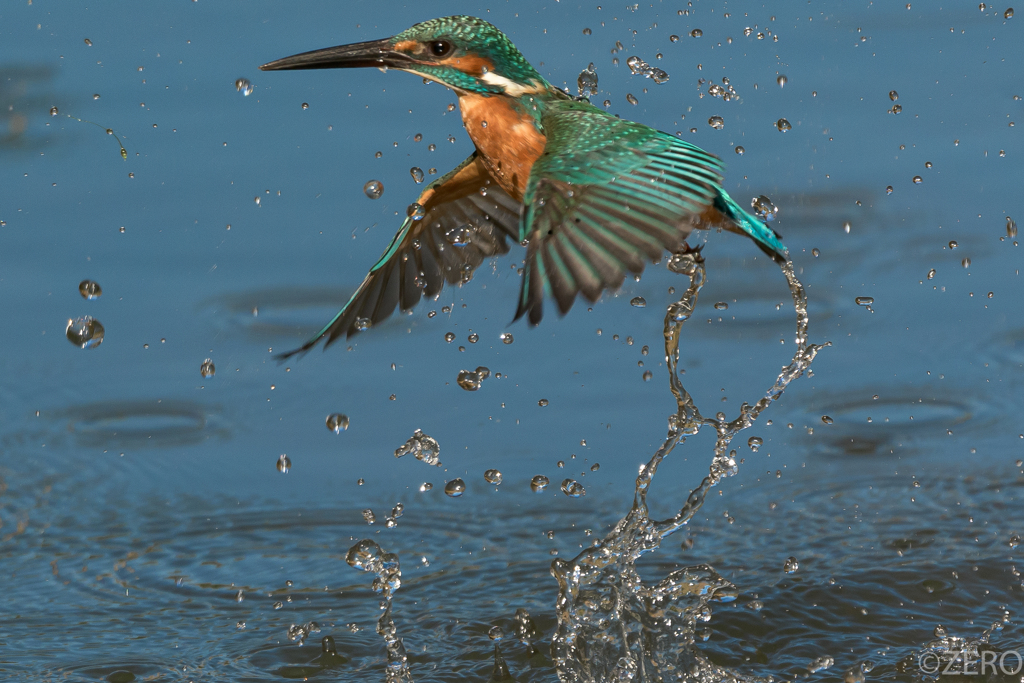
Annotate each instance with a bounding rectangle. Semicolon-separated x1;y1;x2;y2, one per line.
459;94;546;200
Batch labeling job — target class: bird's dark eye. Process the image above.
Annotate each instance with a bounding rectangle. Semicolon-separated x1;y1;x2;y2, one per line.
429;40;453;57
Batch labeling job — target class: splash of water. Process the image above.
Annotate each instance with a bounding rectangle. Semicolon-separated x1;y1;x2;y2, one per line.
550;252;827;683
346;539;413;683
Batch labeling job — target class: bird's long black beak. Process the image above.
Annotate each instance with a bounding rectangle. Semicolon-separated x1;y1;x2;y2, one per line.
259;38;412;71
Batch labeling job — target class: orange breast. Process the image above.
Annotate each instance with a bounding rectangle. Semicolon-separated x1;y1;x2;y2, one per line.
459;94;546;201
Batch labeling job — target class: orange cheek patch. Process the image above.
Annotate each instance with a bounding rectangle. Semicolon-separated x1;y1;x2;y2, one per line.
392;40;419;53
446;55;494;76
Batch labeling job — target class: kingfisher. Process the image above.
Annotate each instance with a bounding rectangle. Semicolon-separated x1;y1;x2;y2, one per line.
260;16;787;358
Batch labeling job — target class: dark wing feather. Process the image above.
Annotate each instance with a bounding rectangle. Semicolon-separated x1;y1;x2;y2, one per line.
514;99;725;324
278;152;521;359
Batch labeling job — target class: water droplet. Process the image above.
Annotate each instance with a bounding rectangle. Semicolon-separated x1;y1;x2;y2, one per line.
777;75;787;87
363;180;383;199
538;399;549;407
948;240;959;249
590;463;600;472
626;93;638;105
200;358;215;377
913;175;923;184
420;482;432;491
748;436;763;451
630;296;647;307
301;102;309;110
669;34;680;42
84;38;92;46
855;296;874;307
750;195;779;222
326;413;349;433
530;475;550;492
582;27;592;35
924;161;933;169
444;332;456;343
1009;534;1021;548
484;469;503;485
362;509;376;524
714;301;729;310
1007;216;1018;238
410;167;424;183
355;317;372;331
1006;8;1015;19
465;333;479;344
822;415;834;424
886;185;893;195
735;145;745;155
78;279;102;300
577;63;599;98
500;332;514;344
783;556;799;573
690;28;703;37
66;316;104;349
394;429;442;466
708;115;725;130
457;369;483;391
561;478;586;497
889;90;899;101
276;454;291;473
49;106;58;116
812;248;821;257
234;78;253;96
776;118;792;132
927;268;936;279
642;370;654;381
961;257;971;268
444;479;466;497
407;203;425;220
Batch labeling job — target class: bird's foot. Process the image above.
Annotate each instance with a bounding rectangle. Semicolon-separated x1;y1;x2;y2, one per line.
679;241;706;264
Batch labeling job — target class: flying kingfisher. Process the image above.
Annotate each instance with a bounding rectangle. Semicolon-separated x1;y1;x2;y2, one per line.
260;16;787;358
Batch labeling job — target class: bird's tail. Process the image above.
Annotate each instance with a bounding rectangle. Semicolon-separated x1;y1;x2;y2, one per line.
714;189;789;263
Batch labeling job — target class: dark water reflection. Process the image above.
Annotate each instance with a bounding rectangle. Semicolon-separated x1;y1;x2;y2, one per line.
1;1;1023;681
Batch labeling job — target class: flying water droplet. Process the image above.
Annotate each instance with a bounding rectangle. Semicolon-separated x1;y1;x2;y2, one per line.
912;175;923;184
362;509;376;525
445;332;456;343
1005;7;1014;18
948;240;958;249
708;115;725;130
750;195;779;222
50;106;59;116
66;316;104;349
363;180;383;199
776;118;792;132
538;399;549;407
394;429;442;466
444;479;466;497
234;78;254;96
355;317;372;331
276;454;291;473
927;268;936;279
630;296;647;307
690;28;703;37
301;102;309;110
821;415;834;424
445;224;472;246
855;296;874;307
410;167;424;183
783;556;799;573
748;436;763;451
484;469;503;485
777;75;787;87
961;257;971;268
407;203;425;220
561;479;586;497
642;370;654;381
326;413;349;433
457;370;483;391
626;93;638;105
200;358;215;377
577;63;598;98
500;332;514;344
1007;216;1018;238
735;145;745;155
530;475;550;492
889;90;899;101
78;279;102;300
714;301;729;310
886;185;893;195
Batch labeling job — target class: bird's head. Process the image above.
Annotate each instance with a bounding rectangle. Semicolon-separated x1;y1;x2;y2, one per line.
260;16;549;97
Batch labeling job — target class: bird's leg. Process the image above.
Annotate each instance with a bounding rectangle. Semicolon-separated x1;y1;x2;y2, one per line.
678;241;705;264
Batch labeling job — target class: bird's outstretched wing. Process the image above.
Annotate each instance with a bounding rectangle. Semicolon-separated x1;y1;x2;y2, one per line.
514;100;728;325
279;152;521;359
